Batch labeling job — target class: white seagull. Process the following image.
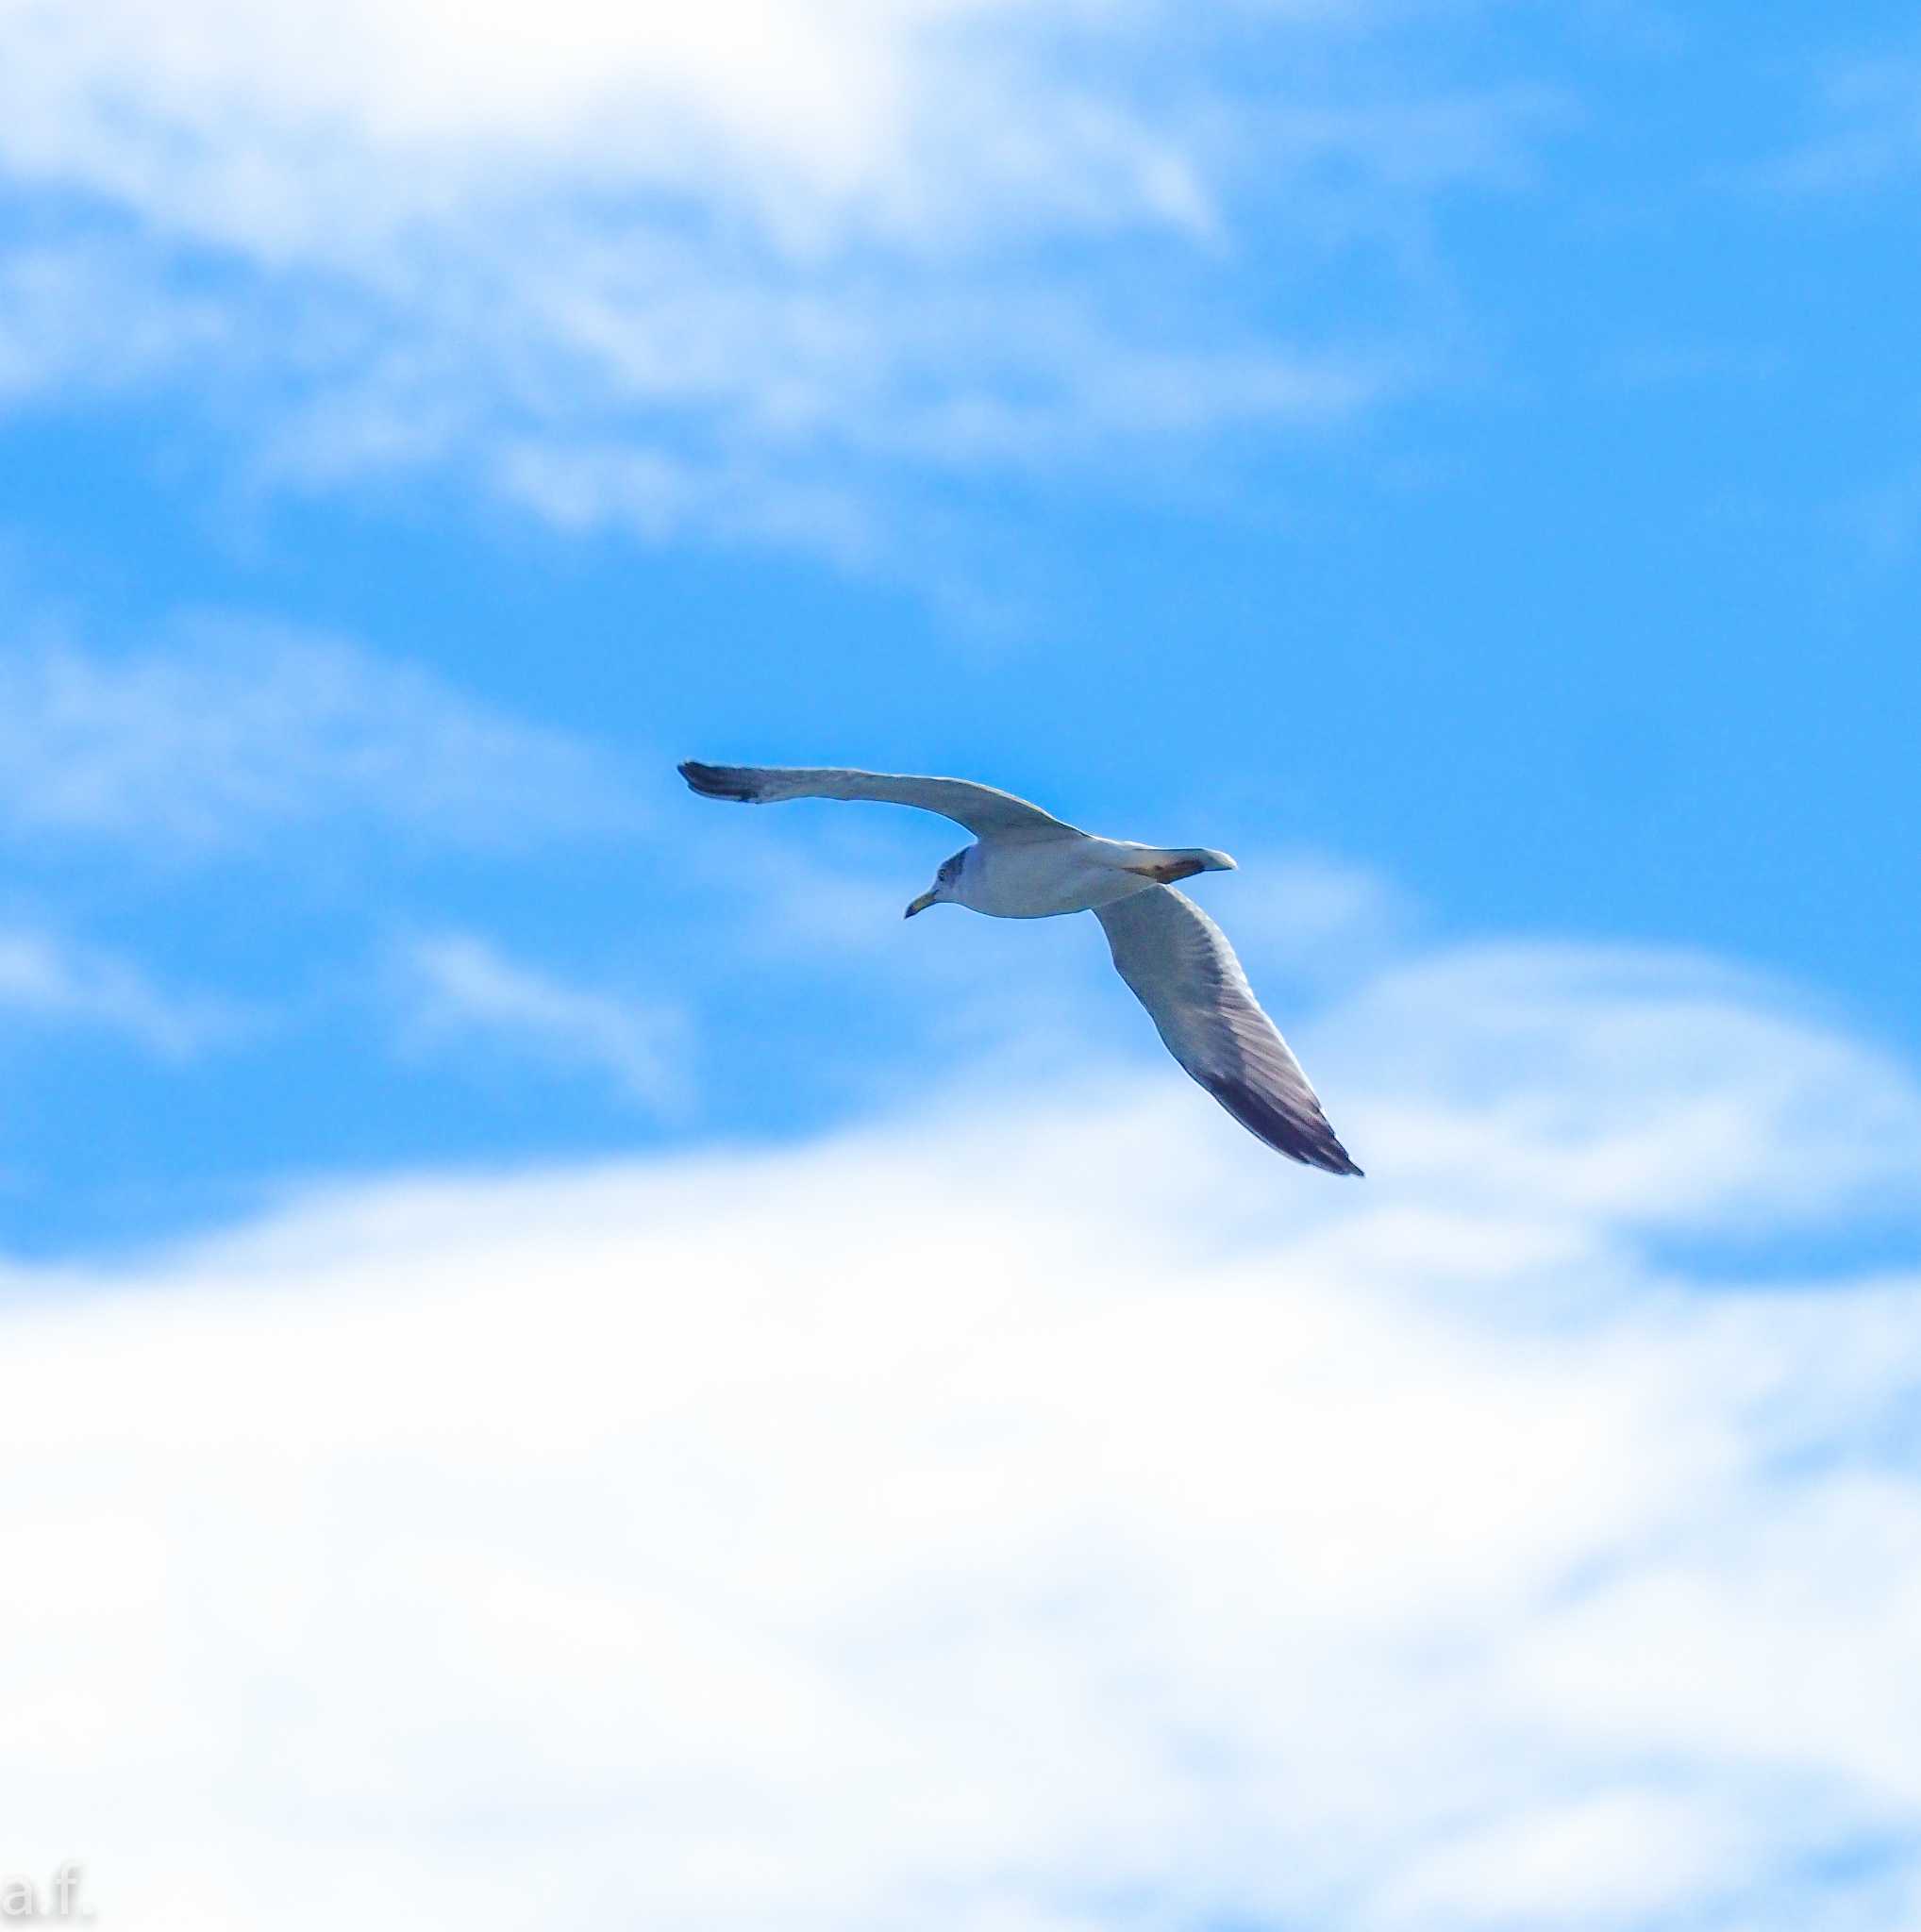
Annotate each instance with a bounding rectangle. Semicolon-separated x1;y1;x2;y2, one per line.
679;761;1361;1176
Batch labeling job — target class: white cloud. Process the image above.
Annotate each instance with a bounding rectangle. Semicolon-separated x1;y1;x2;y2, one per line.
0;0;1221;257
1319;943;1921;1237
0;938;1917;1928
1377;1788;1761;1925
0;927;234;1057
0;614;636;856
0;0;1550;559
397;930;687;1110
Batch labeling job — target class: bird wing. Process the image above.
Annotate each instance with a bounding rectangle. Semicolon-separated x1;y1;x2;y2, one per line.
1094;886;1362;1175
678;761;1081;840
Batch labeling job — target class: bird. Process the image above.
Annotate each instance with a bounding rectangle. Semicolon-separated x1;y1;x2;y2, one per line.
678;761;1361;1175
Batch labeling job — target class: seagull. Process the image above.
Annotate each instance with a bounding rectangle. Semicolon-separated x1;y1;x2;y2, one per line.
679;761;1361;1175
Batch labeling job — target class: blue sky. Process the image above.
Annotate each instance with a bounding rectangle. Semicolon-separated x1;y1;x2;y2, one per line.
2;3;1920;1927
1;0;1916;1254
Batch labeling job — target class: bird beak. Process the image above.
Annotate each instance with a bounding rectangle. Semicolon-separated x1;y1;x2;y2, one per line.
904;891;938;918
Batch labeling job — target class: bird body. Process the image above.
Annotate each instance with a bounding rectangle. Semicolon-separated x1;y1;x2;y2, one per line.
945;836;1237;919
678;760;1361;1175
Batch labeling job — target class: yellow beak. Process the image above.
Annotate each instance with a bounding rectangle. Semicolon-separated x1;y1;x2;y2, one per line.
904;891;938;918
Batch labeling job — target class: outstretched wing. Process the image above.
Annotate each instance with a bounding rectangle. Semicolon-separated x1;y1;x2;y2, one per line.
678;761;1081;840
1094;886;1362;1175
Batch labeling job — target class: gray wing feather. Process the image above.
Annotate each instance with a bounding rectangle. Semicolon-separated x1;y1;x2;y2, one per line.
679;761;1079;840
1094;886;1362;1176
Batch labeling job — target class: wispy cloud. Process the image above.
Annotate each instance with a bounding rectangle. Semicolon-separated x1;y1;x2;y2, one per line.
1770;47;1921;193
0;1;1558;562
1842;458;1921;567
0;615;636;857
1321;941;1921;1236
396;930;686;1111
0;926;235;1058
0;238;230;406
1202;846;1413;986
0;936;1916;1928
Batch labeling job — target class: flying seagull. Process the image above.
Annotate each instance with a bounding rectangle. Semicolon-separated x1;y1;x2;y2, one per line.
679;761;1361;1175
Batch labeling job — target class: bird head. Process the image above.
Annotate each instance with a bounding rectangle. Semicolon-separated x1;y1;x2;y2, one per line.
905;849;967;918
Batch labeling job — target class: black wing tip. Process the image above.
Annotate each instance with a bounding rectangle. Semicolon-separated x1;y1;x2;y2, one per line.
1296;1139;1365;1178
678;759;755;801
1207;1074;1365;1177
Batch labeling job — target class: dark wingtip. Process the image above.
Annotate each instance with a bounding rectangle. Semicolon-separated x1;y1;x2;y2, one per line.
1206;1074;1365;1177
678;759;753;802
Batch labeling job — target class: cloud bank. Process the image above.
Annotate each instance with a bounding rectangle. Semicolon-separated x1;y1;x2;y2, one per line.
2;936;1917;1930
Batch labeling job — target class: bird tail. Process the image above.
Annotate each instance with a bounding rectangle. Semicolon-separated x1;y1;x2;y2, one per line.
1122;847;1237;885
